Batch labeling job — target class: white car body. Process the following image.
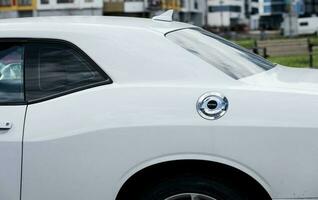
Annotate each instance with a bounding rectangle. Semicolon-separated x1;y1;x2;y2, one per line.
0;16;317;200
297;16;318;35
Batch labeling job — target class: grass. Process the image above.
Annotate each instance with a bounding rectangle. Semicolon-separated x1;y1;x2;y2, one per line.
234;39;255;49
309;37;318;46
267;52;318;68
232;37;318;68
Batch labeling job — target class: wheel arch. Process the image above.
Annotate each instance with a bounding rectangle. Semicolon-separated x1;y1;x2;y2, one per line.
115;154;272;200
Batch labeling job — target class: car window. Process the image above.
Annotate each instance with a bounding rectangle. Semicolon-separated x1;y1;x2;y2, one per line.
299;22;308;26
166;28;275;79
0;44;24;103
25;42;108;102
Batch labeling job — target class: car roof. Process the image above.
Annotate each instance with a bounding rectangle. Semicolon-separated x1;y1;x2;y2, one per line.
0;16;235;86
0;16;194;35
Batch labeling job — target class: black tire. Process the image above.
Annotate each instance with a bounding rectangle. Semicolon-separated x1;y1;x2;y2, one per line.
135;174;249;200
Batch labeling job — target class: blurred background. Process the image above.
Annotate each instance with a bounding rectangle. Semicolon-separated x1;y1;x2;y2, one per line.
1;0;318;68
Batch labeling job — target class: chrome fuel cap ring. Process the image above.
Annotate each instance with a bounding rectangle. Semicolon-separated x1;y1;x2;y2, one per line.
197;92;229;120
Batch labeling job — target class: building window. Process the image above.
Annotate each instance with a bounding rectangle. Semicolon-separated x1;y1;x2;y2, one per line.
264;0;284;2
18;0;32;6
264;5;271;13
264;4;285;13
230;6;241;12
0;0;11;6
194;0;198;9
299;22;309;26
41;0;49;4
180;0;185;7
209;5;241;12
251;7;259;14
57;0;74;3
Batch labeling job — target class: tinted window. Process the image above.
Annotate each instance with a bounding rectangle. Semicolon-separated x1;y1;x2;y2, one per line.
0;0;11;6
0;44;24;103
166;28;275;79
300;22;308;26
209;5;241;12
251;7;259;14
57;0;73;3
40;0;49;4
25;42;107;102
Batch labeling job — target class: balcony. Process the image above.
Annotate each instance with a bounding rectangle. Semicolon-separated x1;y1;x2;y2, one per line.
0;0;36;11
161;0;181;10
104;1;124;12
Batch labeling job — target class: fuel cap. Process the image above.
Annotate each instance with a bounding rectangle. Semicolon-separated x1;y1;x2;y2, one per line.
197;92;229;120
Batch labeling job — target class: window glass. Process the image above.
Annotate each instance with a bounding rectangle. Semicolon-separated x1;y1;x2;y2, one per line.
251;7;259;14
166;28;275;79
0;0;11;6
57;0;73;3
264;5;271;13
194;0;198;9
18;0;32;6
0;44;24;103
300;22;308;26
41;0;49;4
209;5;241;12
25;43;107;101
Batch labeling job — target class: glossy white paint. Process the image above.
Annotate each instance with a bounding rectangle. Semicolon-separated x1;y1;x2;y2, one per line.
0;106;26;200
0;16;318;200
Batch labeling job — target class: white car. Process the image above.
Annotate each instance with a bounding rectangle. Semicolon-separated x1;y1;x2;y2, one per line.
297;17;318;35
0;11;317;200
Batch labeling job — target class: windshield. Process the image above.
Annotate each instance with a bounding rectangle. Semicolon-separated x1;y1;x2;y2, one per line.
166;28;275;79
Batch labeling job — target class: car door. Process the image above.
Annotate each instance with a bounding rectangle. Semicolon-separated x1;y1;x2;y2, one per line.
0;42;26;200
21;39;112;200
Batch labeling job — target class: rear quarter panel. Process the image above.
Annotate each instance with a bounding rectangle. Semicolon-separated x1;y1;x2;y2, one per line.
22;83;318;200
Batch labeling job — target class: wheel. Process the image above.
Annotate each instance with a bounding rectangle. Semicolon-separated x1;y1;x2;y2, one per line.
136;175;249;200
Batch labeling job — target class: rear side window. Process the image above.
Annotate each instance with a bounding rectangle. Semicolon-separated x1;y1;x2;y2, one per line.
0;44;24;104
299;22;308;26
166;28;275;79
25;42;109;102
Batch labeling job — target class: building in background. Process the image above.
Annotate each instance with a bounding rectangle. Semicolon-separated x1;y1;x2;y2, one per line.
0;0;102;18
1;0;313;33
207;0;247;28
249;0;304;30
0;0;36;18
147;0;181;18
103;0;205;27
301;0;318;16
37;0;103;16
103;0;148;17
179;0;206;26
249;0;286;30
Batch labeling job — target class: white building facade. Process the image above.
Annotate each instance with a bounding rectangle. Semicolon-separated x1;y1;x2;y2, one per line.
248;0;304;30
207;0;247;27
37;0;103;16
103;0;147;17
179;0;207;26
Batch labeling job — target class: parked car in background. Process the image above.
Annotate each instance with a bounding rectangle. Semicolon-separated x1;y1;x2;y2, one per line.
0;11;318;200
298;16;318;35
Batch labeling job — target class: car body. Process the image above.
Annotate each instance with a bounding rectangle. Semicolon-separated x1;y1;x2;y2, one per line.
0;15;317;200
297;17;318;35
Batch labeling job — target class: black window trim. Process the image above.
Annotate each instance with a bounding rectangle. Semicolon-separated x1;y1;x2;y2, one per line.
0;38;113;105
